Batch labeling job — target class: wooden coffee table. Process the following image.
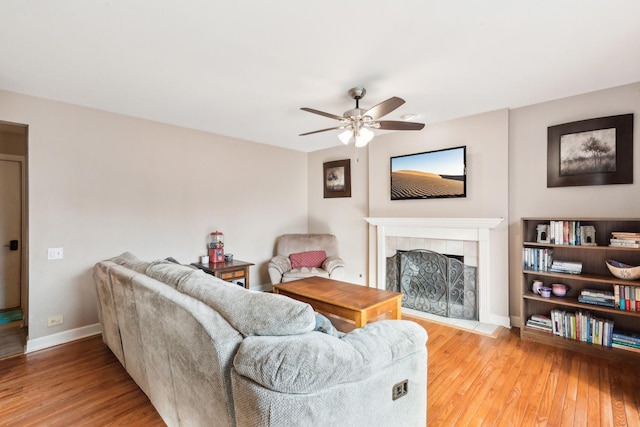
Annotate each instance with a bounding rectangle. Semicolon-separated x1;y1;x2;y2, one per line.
273;276;402;328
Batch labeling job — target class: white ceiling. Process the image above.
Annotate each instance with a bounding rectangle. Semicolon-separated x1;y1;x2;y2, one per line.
2;1;640;152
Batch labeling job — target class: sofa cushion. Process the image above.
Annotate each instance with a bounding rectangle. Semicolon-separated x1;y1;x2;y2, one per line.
178;271;316;336
108;252;150;274
234;320;427;394
145;260;198;289
283;267;329;282
289;250;326;269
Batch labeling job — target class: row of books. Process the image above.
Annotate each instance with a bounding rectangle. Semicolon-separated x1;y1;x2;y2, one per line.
578;288;615;308
522;248;553;271
549;309;613;346
546;220;594;246
612;330;640;353
522;248;583;274
528;312;640;353
614;284;640;311
610;231;640;249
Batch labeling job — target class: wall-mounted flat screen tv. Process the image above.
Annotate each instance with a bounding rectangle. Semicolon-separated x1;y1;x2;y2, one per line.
390;145;466;200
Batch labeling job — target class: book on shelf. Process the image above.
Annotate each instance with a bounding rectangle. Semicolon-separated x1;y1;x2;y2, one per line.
610;239;640;248
611;329;640;353
610;232;640;248
525;315;552;333
612;329;640;345
612;338;640;348
614;284;640;311
579;288;616;307
580;289;615;300
578;296;616;308
611;232;640;239
612;343;640;353
548;260;582;274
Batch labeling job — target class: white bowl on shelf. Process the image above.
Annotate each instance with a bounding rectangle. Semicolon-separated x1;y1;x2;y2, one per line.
606;259;640;280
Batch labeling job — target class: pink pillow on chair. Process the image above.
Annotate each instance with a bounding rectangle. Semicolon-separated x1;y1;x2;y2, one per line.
289;250;327;269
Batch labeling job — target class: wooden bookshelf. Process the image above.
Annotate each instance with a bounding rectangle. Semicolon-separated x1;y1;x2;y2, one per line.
521;218;640;362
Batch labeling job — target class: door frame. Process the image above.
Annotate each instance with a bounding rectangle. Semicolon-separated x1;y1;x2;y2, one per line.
0;153;27;325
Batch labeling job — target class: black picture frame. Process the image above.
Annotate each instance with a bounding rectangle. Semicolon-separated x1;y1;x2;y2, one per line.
547;114;634;188
323;159;351;198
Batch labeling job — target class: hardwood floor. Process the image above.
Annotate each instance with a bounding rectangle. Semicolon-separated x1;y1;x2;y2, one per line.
411;316;640;426
0;336;164;426
1;319;639;426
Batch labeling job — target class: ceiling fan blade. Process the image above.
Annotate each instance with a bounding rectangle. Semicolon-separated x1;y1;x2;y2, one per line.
363;97;405;120
376;120;425;131
300;107;344;121
299;125;346;136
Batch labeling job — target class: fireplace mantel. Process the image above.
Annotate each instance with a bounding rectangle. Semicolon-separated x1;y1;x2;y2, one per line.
365;216;508;328
364;217;504;229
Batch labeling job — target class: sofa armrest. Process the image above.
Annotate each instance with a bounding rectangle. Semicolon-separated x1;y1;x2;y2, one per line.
322;255;345;274
268;255;291;284
233;320;427;394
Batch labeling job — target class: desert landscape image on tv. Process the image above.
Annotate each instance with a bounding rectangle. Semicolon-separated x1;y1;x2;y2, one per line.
390;146;466;200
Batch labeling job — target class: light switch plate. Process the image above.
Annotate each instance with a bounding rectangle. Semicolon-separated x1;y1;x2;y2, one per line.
48;247;64;260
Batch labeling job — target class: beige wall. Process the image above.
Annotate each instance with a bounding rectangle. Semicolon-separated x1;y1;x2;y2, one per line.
508;82;640;325
0;89;308;341
308;146;369;285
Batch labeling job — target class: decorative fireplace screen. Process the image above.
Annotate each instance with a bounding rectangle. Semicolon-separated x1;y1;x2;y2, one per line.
386;249;477;320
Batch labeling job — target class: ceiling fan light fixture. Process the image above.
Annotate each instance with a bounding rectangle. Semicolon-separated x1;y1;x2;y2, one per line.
338;129;353;145
355;127;374;147
300;87;424;147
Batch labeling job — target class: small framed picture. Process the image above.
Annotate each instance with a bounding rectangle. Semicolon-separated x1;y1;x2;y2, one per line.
323;159;351;198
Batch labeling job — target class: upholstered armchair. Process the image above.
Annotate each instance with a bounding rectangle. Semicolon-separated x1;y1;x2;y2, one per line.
268;234;345;284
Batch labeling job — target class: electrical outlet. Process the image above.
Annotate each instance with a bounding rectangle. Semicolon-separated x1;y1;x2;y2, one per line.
48;247;64;260
48;315;63;327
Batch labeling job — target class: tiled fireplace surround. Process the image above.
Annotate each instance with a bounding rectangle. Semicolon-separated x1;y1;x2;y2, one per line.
365;217;508;334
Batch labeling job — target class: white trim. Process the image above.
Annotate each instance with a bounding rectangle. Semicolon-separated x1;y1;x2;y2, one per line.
364;217;504;229
25;323;102;353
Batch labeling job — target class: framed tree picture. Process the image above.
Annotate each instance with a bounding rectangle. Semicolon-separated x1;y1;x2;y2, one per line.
547;114;634;187
323;159;351;198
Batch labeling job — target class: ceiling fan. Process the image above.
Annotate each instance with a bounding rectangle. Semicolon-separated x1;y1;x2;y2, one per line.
299;87;425;147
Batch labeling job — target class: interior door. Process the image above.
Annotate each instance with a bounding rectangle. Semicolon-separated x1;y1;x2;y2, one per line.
0;158;22;310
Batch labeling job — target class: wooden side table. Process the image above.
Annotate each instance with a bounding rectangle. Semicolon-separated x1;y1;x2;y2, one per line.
192;260;254;289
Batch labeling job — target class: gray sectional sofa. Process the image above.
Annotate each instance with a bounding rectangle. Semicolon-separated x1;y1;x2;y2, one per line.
93;252;428;426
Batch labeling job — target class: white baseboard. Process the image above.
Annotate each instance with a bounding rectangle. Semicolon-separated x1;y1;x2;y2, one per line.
26;323;102;353
490;314;512;328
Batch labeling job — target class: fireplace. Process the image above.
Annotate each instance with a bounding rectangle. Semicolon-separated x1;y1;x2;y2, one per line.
387;249;478;320
365;217;509;328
